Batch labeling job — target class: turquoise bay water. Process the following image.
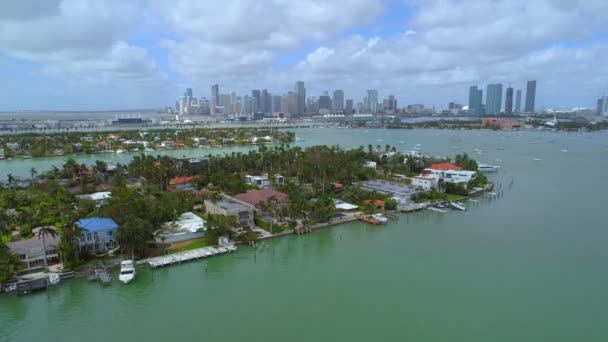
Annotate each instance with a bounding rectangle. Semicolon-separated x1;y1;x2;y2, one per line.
1;128;608;341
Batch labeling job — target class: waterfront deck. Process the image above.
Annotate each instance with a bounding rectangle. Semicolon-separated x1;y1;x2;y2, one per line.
146;244;237;268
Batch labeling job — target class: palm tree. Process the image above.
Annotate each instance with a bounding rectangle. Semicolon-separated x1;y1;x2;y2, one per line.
116;216;150;260
0;242;22;284
36;226;58;270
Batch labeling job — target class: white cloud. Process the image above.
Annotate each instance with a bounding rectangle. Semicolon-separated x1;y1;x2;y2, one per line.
0;0;166;88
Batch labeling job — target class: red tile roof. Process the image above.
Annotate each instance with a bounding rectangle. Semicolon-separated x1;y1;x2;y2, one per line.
169;176;199;185
234;189;288;206
429;162;463;171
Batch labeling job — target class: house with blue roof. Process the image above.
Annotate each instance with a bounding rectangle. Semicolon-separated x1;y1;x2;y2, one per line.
76;217;119;254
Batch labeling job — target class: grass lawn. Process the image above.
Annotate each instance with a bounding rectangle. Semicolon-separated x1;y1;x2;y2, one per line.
446;194;467;201
168;238;209;253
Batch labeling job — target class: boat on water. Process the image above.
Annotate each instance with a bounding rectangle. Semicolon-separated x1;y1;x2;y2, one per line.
450;202;467;211
533;157;541;161
371;214;388;224
398;141;405;144
561;149;568;152
478;163;500;172
115;149;126;154
473;148;483;153
119;260;136;284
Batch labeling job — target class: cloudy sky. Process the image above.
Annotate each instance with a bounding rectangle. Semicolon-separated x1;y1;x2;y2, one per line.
1;0;607;111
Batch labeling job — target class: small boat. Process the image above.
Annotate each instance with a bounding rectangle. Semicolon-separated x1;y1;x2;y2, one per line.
119;260;136;284
398;141;405;144
371;214;388;224
473;148;483;153
415;143;422;147
115;149;125;154
561;149;568;153
478;163;499;172
495;158;503;162
533;157;541;161
48;273;61;286
450;202;467;211
451;146;462;149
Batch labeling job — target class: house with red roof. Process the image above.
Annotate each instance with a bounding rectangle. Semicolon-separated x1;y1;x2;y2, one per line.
235;188;288;208
428;162;463;171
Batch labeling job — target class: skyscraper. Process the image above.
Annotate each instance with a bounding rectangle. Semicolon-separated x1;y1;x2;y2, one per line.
485;83;503;115
515;89;522;112
185;88;193;98
318;95;332;113
468;86;483;116
272;95;282;113
345;99;354;113
261;89;270;113
211;84;220;115
505;86;514;115
295;81;306;114
332;90;344;112
366;89;378;113
525;80;536;113
251;90;261;113
598;95;608;116
287;92;298;114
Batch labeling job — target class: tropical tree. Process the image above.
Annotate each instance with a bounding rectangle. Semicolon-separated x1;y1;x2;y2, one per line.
116;215;150;260
0;241;21;285
36;226;58;270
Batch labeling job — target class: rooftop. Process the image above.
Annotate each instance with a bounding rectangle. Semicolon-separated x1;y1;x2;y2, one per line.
429;162;463;171
76;217;119;232
162;212;206;234
7;227;60;255
234;188;288;206
360;179;417;197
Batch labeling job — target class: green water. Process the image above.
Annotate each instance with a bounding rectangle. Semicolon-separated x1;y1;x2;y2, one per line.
1;128;608;341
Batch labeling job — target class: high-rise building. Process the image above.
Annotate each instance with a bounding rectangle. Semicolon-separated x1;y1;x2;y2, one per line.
598;96;608;116
185;88;193;99
251;90;261;113
287;92;298;114
260;89;270;113
242;95;252;114
272;95;282;113
515;89;522;112
485;83;503;115
505;87;514;115
318;95;332;113
388;95;397;112
179;96;186;115
295;81;306;114
468;86;483;116
211;84;220;115
525;80;536;113
332;90;344;112
345;99;354;113
366;89;378;113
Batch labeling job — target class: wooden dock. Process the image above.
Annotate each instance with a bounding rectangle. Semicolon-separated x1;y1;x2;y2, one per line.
146;244;237;268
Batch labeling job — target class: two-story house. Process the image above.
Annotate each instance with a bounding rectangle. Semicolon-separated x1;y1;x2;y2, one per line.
76;217;119;254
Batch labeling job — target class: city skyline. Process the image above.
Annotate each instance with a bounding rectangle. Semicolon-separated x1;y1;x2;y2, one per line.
1;1;608;111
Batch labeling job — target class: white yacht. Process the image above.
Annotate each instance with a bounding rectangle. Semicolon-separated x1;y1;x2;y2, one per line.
371;214;388;224
478;163;499;172
450;202;467;211
119;260;136;284
115;149;126;154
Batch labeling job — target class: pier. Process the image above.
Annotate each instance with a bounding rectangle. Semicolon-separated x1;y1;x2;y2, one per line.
146;244;237;268
88;269;112;286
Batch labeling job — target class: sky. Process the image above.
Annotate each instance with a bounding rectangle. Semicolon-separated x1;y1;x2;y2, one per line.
0;0;607;111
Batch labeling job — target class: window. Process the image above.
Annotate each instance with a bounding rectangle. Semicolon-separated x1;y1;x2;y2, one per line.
107;230;113;237
93;232;98;240
87;234;92;241
80;236;85;242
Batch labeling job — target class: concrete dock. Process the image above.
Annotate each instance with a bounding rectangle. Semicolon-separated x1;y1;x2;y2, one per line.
146;244;237;268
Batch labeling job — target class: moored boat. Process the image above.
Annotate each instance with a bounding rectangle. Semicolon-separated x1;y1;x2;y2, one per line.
478;163;499;172
119;260;136;284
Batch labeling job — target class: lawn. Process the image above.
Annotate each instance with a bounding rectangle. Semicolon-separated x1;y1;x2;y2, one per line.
168;238;208;253
446;194;467;201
